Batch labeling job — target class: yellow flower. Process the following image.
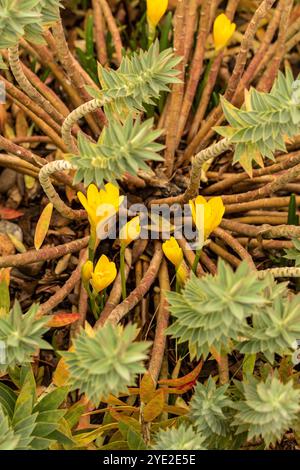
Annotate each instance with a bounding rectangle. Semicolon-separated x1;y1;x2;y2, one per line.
189;196;225;240
162;237;183;269
162;237;188;284
90;255;117;293
81;260;93;283
77;183;123;237
213;14;236;51
147;0;168;28
119;216;141;247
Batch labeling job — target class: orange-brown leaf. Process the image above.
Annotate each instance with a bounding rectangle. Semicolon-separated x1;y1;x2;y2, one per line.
34;203;53;250
0;206;24;220
47;313;81;328
158;360;203;387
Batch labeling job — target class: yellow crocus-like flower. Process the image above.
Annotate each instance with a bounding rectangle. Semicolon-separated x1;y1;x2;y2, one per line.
189;196;225;240
119;216;141;247
81;260;94;283
77;183;123;237
90;255;117;293
213;14;236;51
162;237;188;284
162;237;183;268
146;0;168;28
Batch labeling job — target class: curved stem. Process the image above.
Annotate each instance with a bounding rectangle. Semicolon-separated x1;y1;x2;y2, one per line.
8;43;64;124
183;138;232;202
39;160;86;219
257;267;300;279
62;98;104;153
150;138;232;206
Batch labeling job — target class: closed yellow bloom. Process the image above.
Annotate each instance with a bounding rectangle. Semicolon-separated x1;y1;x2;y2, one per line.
162;237;183;269
119;216;141;247
90;255;117;293
162;237;188;284
189;196;225;240
147;0;168;28
77;183;123;236
81;260;93;283
213;14;236;51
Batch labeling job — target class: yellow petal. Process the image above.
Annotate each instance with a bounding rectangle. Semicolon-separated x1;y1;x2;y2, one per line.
176;262;189;285
82;260;94;282
162;237;183;268
207;197;225;233
87;184;99;207
105;182;119;199
146;0;168;28
213;13;236;51
94;254;110;273
77;191;89;212
120;216;141;247
91;255;117;293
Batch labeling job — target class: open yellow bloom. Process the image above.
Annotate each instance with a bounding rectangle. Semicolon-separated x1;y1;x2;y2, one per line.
189;196;225;240
213;14;236;51
77;183;123;237
146;0;168;28
162;237;188;284
90;255;117;293
119;216;141;247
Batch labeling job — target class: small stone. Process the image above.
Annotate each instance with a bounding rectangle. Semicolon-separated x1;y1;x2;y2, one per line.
0;220;23;242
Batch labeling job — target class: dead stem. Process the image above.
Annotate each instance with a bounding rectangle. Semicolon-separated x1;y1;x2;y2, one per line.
103;242;163;326
175;0;212;145
148;259;170;384
8;44;65;124
98;0;123;65
38;251;87;316
164;0;186;178
92;0;108;65
221;161;300;205
257;0;293;92
184;0;276;162
213;227;256;270
0;237;89;269
209;240;240;267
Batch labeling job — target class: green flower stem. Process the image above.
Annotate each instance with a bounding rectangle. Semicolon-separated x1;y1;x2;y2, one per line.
148;23;156;46
175;274;181;293
84;284;98;319
192;249;202;275
88;232;97;262
120;244;127;301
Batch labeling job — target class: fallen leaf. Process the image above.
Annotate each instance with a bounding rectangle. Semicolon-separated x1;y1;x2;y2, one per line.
7;233;26;253
34;202;53;250
158;360;203;387
47;313;81;328
0;206;24;220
